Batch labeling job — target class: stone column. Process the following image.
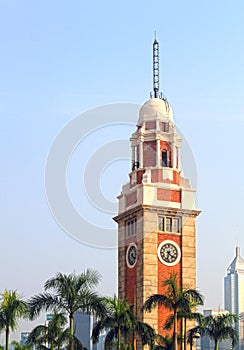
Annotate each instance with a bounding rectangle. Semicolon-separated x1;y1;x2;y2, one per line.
139;142;143;168
156;139;160;167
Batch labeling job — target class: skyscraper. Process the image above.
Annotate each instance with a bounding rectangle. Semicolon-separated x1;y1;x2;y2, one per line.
224;246;244;350
74;312;106;350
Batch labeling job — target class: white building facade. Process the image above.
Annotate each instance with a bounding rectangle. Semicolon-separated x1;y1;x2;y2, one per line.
224;246;244;350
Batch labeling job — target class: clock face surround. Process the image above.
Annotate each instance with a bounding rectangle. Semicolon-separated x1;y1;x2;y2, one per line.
158;240;181;266
126;243;137;268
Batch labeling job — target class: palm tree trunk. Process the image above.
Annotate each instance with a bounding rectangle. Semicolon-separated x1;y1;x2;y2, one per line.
173;312;178;350
117;326;121;350
189;336;193;350
183;317;187;350
69;314;74;350
5;327;9;350
133;331;136;350
214;340;218;350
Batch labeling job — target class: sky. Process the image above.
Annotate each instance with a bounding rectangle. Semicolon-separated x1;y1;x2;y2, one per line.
1;0;244;342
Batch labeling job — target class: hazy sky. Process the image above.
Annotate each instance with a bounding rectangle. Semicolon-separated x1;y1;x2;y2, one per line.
1;0;244;342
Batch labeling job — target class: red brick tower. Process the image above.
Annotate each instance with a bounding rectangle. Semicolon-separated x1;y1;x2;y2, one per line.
113;39;200;346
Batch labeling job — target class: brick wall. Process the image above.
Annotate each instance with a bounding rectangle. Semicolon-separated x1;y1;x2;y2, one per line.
157;188;181;203
151;169;180;185
126;191;137;207
145;121;156;130
125;259;137;304
143;141;156;167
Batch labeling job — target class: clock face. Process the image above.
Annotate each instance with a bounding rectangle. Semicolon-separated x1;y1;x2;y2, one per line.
158;240;181;266
126;243;137;268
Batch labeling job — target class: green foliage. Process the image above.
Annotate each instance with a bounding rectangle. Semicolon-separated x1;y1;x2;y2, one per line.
188;312;238;350
153;335;174;350
143;272;204;350
10;340;30;350
0;290;29;350
28;269;103;350
26;309;69;350
92;295;155;350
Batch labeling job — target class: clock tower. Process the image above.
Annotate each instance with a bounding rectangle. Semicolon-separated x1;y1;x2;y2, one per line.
113;39;200;346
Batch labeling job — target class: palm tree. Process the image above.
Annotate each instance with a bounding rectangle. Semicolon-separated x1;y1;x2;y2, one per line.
187;328;200;350
26;309;69;350
188;312;238;350
92;295;155;350
164;308;203;350
181;309;202;350
10;341;30;350
28;269;104;350
0;290;29;350
143;273;203;350
153;334;174;350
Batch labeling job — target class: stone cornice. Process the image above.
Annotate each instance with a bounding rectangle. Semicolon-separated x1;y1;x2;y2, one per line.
113;203;201;222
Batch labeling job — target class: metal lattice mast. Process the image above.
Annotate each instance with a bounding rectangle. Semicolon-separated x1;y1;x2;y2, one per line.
153;38;159;98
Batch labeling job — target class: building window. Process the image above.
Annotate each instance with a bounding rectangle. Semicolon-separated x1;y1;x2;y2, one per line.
162;122;169;132
165;217;172;232
173;218;180;233
162;150;168;167
127;218;137;236
175;147;179;169
158;217;164;231
158;216;181;233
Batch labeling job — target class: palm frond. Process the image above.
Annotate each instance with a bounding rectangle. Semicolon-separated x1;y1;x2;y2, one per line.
104;329;116;350
143;294;173;312
136;321;155;347
28;293;66;319
0;290;29;331
91;320;103;343
163;314;174;330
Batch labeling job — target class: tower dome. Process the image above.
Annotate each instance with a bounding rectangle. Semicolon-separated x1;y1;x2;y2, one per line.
138;97;173;126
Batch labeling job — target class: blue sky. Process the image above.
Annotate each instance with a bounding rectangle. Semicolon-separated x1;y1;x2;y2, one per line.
1;0;244;341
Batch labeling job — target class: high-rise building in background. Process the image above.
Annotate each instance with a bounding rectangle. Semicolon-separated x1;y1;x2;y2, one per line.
74;312;106;350
20;332;30;346
224;246;244;350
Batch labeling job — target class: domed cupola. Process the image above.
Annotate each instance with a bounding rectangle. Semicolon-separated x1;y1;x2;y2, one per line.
138;97;173;126
137;38;174;127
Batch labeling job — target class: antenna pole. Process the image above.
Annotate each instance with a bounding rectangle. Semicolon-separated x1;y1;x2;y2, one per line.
153;38;159;98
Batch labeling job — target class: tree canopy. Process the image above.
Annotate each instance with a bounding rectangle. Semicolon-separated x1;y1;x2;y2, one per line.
143;273;203;350
0;290;29;350
28;270;104;350
188;312;238;350
92;295;155;350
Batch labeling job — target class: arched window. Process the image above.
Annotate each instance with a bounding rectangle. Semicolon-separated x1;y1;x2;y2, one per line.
162;150;168;167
